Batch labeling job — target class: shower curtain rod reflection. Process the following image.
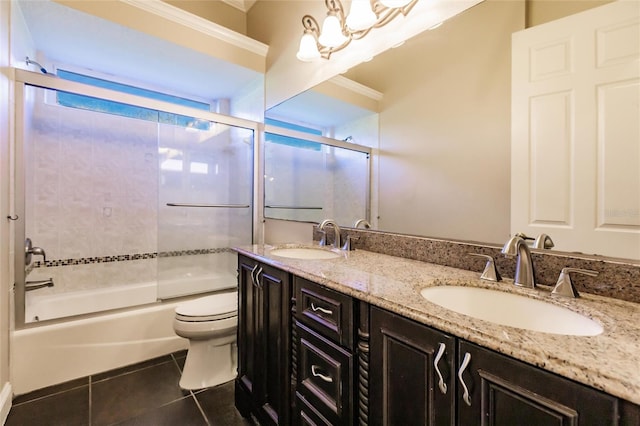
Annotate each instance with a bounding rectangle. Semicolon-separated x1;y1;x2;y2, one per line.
166;203;250;208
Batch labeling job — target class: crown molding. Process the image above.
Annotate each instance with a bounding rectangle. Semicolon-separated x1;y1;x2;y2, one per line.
221;0;253;12
122;0;268;56
329;76;384;101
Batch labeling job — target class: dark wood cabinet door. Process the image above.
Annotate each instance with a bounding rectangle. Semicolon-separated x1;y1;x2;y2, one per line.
235;256;291;426
457;340;619;426
260;264;292;426
369;307;456;426
237;256;260;403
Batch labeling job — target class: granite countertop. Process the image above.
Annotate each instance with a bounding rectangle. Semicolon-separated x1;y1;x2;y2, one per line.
235;243;640;405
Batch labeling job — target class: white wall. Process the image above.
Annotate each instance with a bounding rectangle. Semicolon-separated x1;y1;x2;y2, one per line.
1;1;13;422
372;1;524;245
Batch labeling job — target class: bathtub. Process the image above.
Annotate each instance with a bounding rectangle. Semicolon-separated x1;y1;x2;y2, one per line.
24;281;158;322
12;263;237;396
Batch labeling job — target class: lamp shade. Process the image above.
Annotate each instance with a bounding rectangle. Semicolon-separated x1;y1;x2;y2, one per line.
346;0;377;31
379;0;412;7
296;32;321;61
318;13;348;48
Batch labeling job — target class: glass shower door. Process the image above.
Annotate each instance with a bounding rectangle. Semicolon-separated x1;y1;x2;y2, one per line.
157;121;253;299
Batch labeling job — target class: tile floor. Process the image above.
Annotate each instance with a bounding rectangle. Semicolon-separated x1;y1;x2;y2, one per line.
5;350;252;426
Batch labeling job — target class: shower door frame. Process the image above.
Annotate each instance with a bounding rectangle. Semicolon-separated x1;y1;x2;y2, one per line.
13;68;264;329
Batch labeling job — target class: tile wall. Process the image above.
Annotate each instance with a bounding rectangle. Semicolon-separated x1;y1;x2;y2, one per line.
24;86;253;294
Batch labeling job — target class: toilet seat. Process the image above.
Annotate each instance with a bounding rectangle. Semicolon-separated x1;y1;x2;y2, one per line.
175;292;237;322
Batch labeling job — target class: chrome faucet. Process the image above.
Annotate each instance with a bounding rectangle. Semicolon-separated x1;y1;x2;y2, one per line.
25;238;46;265
501;236;535;288
318;219;341;249
353;219;371;229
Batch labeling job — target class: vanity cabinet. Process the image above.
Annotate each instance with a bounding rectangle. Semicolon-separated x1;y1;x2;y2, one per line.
457;340;618;425
234;253;639;425
293;277;358;426
235;255;292;426
370;306;621;425
369;306;456;425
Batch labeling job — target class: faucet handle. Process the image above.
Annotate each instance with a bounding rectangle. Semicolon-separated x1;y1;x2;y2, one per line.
342;235;360;251
533;233;554;249
468;253;502;282
317;230;327;246
552;268;598;298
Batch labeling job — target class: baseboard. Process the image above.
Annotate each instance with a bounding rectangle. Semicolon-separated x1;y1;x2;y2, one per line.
0;382;12;425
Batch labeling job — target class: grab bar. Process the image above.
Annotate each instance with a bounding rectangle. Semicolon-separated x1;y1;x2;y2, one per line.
25;278;54;291
166;203;250;208
265;205;323;210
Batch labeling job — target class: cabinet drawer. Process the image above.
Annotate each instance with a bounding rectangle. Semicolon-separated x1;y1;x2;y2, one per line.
296;392;332;426
297;322;353;425
295;277;354;348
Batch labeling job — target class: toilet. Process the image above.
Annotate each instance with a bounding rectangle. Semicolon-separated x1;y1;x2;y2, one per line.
173;291;238;390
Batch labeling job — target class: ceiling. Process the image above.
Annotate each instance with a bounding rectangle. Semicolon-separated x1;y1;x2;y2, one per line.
17;0;377;130
16;0;262;103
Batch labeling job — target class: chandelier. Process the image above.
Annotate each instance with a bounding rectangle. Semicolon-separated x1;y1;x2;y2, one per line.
296;0;419;62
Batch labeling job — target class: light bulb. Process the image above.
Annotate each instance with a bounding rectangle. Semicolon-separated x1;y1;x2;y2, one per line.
379;0;412;8
296;32;321;62
318;13;348;48
346;0;377;31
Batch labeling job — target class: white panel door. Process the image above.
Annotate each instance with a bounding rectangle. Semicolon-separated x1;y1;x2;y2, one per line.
511;0;640;259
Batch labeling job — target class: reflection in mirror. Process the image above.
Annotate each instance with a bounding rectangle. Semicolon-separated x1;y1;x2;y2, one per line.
265;76;380;229
264;127;370;227
268;0;639;261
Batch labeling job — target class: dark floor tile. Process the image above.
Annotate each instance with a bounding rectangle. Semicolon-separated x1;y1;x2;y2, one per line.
173;349;187;358
114;396;207;426
92;354;174;383
91;360;187;425
172;352;186;372
12;377;89;405
195;381;251;426
6;386;89;426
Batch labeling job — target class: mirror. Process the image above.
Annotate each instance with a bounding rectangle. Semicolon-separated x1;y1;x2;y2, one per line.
265;77;379;227
265;0;640;261
263;130;371;226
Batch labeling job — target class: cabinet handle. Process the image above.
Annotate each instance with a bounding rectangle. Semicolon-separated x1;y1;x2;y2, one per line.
250;265;258;287
458;352;472;406
310;303;333;315
311;365;333;383
433;342;448;395
255;267;263;289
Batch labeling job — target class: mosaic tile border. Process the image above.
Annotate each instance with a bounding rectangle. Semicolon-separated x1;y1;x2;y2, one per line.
32;247;233;268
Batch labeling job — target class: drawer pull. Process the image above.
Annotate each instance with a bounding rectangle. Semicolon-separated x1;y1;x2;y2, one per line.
311;365;333;383
310;303;333;315
255;267;263;288
458;352;472;406
433;342;447;395
250;265;259;287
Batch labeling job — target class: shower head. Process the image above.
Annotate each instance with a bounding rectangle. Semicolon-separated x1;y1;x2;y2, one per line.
25;57;48;74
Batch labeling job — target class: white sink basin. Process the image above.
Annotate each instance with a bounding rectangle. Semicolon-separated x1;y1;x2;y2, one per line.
270;247;341;260
420;286;603;336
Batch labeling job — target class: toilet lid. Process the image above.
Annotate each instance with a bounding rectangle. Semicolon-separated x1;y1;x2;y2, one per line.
175;292;238;321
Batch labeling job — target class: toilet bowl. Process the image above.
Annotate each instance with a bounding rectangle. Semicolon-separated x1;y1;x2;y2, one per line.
173;291;238;390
